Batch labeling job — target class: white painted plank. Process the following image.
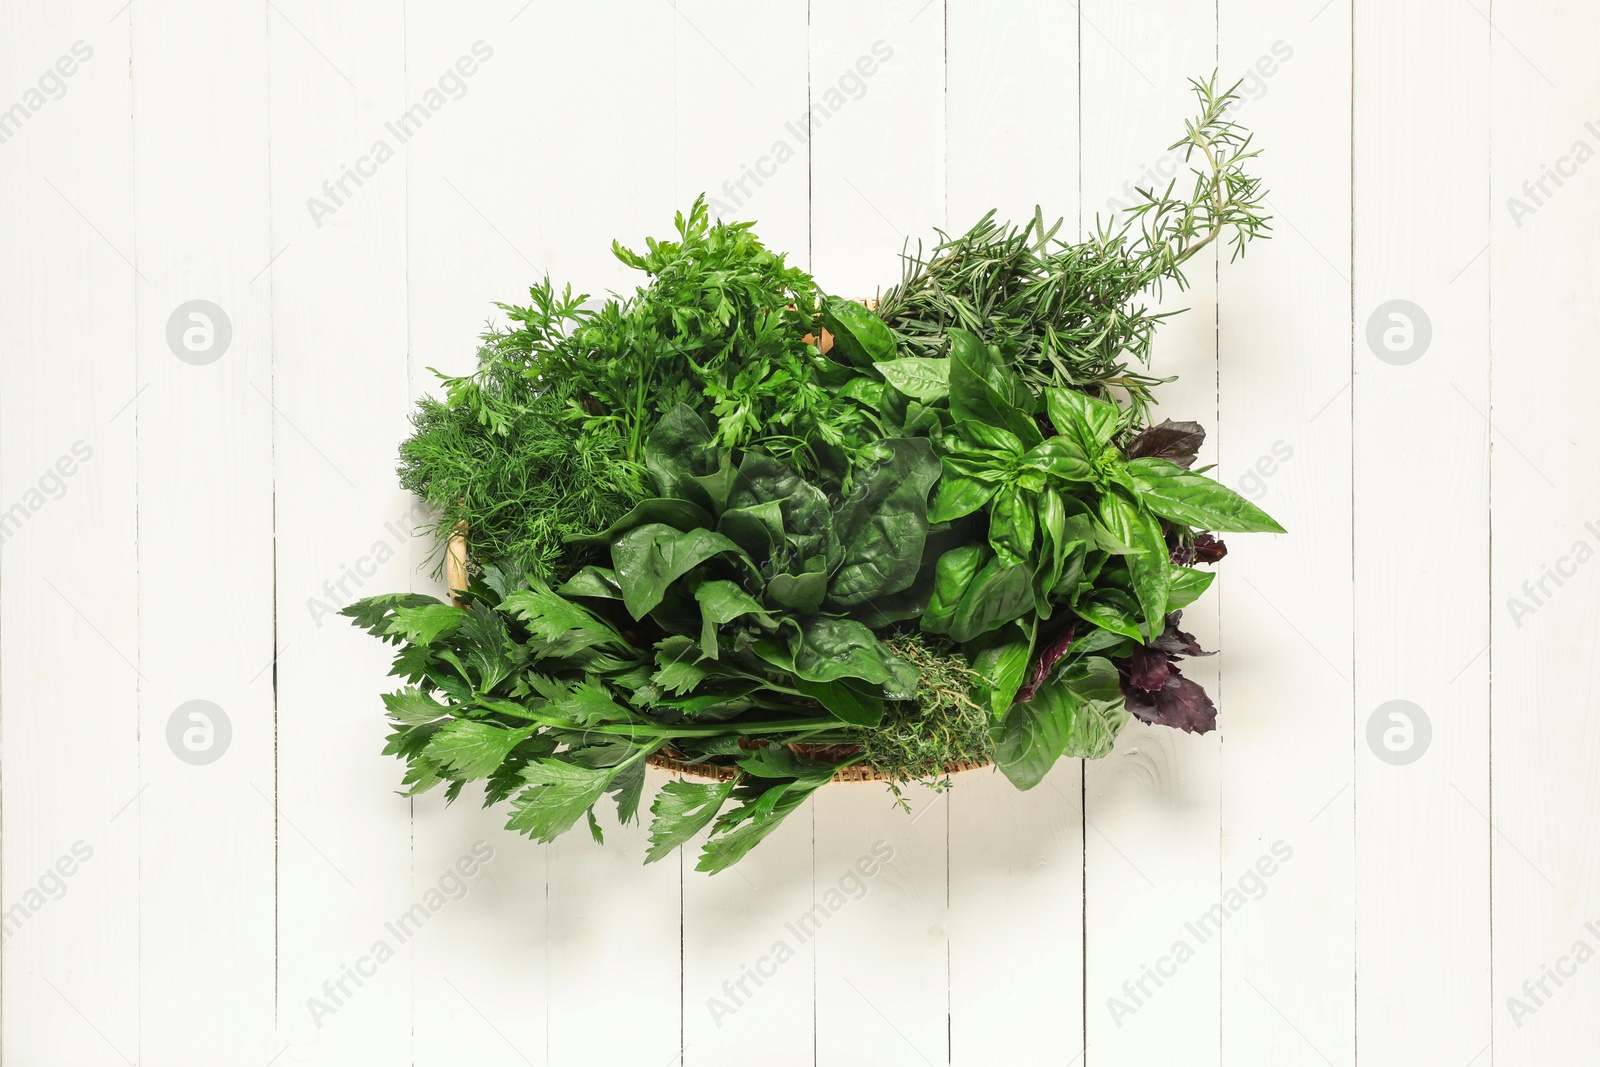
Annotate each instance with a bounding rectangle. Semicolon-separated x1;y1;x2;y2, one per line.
808;3;951;1064
0;8;139;1064
943;2;1085;1063
1350;1;1490;1063
1216;4;1355;1064
265;2;417;1062
131;0;278;1060
1078;7;1223;1063
1488;5;1600;1063
401;3;681;1064
669;5;819;1064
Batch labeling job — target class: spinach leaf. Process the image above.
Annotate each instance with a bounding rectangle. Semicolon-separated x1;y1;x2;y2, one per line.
829;438;941;606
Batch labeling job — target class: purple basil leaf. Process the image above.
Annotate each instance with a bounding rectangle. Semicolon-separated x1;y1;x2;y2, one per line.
1125;645;1170;692
1016;627;1075;703
1151;611;1214;659
1125;419;1206;469
1123;667;1217;734
1193;533;1228;563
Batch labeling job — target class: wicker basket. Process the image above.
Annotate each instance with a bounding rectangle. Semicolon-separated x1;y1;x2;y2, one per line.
443;297;992;784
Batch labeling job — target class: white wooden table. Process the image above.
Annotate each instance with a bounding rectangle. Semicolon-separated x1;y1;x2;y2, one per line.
1;1;1591;1063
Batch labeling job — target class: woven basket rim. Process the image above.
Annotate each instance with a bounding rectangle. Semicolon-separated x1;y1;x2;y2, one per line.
646;751;993;783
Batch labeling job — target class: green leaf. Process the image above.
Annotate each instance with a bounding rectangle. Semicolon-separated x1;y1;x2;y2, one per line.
767;570;828;613
342;593;443;639
967;620;1035;717
948;420;1026;457
500;583;627;653
386;603;464;646
1057;656;1130;759
1045;387;1121;450
988;484;1036;567
947;328;1041;446
645;404;723;503
505;759;616;843
382;686;450;726
611;524;749;620
652;636;712;696
922;543;989;635
829;438;941;606
1167;565;1217;610
693;579;772;658
927;473;999;522
948;556;1034;643
1098;492;1169;637
558;566;623;600
791;617;896;685
1076;593;1145;641
545;677;634;724
1123;457;1286;533
565;497;714;543
993;682;1073;790
1019;436;1095;483
697;778;826;874
645;778;737;863
793;676;886;727
874;356;950;400
423;720;535;780
822;295;896;367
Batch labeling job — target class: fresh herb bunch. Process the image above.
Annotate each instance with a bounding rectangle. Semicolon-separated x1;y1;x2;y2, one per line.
874;75;1269;422
348;74;1281;873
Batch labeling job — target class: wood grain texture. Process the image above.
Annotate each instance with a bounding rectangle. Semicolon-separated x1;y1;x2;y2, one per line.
4;2;1597;1063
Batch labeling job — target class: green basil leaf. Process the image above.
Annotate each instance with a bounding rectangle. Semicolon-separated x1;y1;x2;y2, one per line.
993;678;1073;790
1020;436;1095;483
1124;456;1286;533
1075;594;1145;642
988;484;1036;567
948;556;1034;643
873;356;950;400
1045;387;1121;450
1097;492;1169;637
950;420;1026;457
967;619;1035;718
1166;565;1217;611
947;328;1042;446
922;543;989;635
1057;656;1130;759
822;295;895;367
928;473;1000;522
